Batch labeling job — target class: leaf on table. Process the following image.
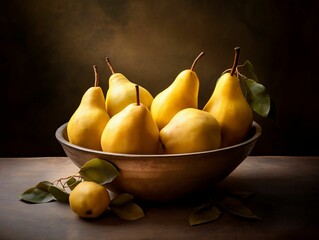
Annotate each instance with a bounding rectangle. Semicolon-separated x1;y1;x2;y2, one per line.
20;186;55;204
79;158;119;185
35;181;53;191
216;196;261;220
110;193;135;208
189;203;222;226
48;186;69;203
110;202;145;221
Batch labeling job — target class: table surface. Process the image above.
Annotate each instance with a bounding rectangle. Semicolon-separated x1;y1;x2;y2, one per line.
0;156;319;240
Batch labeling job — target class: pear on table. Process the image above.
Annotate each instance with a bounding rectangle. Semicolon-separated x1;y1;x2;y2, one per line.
203;47;253;147
101;85;160;154
150;52;204;130
160;108;221;154
105;57;154;117
67;66;110;151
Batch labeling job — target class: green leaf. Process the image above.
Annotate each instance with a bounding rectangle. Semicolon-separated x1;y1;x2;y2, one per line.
217;196;261;220
79;158;119;185
20;187;55;204
239;60;259;82
110;193;135;208
48;186;69;203
66;177;81;190
110;202;145;221
244;78;271;117
35;181;53;191
189;203;222;226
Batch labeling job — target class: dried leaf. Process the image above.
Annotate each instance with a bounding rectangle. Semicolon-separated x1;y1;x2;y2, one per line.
217;196;261;220
79;158;119;185
189;203;222;226
110;202;144;221
48;186;69;203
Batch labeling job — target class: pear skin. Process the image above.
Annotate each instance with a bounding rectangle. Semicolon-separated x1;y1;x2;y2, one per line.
67;66;110;151
160;108;221;154
101;86;159;154
203;48;253;147
105;57;153;117
150;52;204;130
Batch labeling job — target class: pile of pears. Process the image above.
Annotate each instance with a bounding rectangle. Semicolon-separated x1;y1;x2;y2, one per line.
67;47;254;155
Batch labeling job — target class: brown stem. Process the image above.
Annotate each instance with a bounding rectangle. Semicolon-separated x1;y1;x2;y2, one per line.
190;51;205;71
93;65;99;87
105;57;115;74
230;47;240;76
135;85;140;106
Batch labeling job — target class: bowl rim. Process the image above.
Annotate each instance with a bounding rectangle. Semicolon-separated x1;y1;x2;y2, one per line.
56;121;262;158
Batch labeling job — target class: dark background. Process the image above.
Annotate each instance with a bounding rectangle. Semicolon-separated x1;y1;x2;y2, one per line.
1;0;319;157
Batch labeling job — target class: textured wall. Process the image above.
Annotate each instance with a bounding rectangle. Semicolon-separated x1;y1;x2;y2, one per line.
1;0;319;156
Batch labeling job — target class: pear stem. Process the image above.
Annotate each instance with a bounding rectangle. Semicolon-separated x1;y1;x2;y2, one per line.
135;85;140;106
230;47;240;76
105;57;115;74
93;65;99;87
190;51;205;71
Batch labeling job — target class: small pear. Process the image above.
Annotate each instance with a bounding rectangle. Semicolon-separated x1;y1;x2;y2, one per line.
150;52;204;130
104;57;154;117
101;85;160;154
160;108;221;154
203;47;253;147
67;66;110;151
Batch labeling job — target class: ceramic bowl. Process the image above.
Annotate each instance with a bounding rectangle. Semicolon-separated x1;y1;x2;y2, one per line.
55;122;262;201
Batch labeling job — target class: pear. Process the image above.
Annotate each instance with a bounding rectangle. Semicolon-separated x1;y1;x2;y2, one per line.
203;47;253;147
160;108;221;154
67;66;110;151
101;85;160;154
104;57;154;117
150;52;204;130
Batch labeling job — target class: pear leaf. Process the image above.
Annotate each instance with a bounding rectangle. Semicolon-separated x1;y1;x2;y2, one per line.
110;193;135;208
35;181;53;191
239;60;259;82
20;186;55;204
110;202;145;221
79;158;119;185
217;196;261;220
48;186;69;203
189;203;222;226
66;177;81;190
243;77;271;117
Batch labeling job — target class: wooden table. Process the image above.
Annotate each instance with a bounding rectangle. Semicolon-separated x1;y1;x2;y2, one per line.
0;156;318;240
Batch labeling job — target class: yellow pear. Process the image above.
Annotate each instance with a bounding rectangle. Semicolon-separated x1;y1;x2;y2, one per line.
101;85;159;154
67;66;110;151
150;52;204;130
203;47;253;147
69;181;110;218
160;108;221;154
104;57;154;117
